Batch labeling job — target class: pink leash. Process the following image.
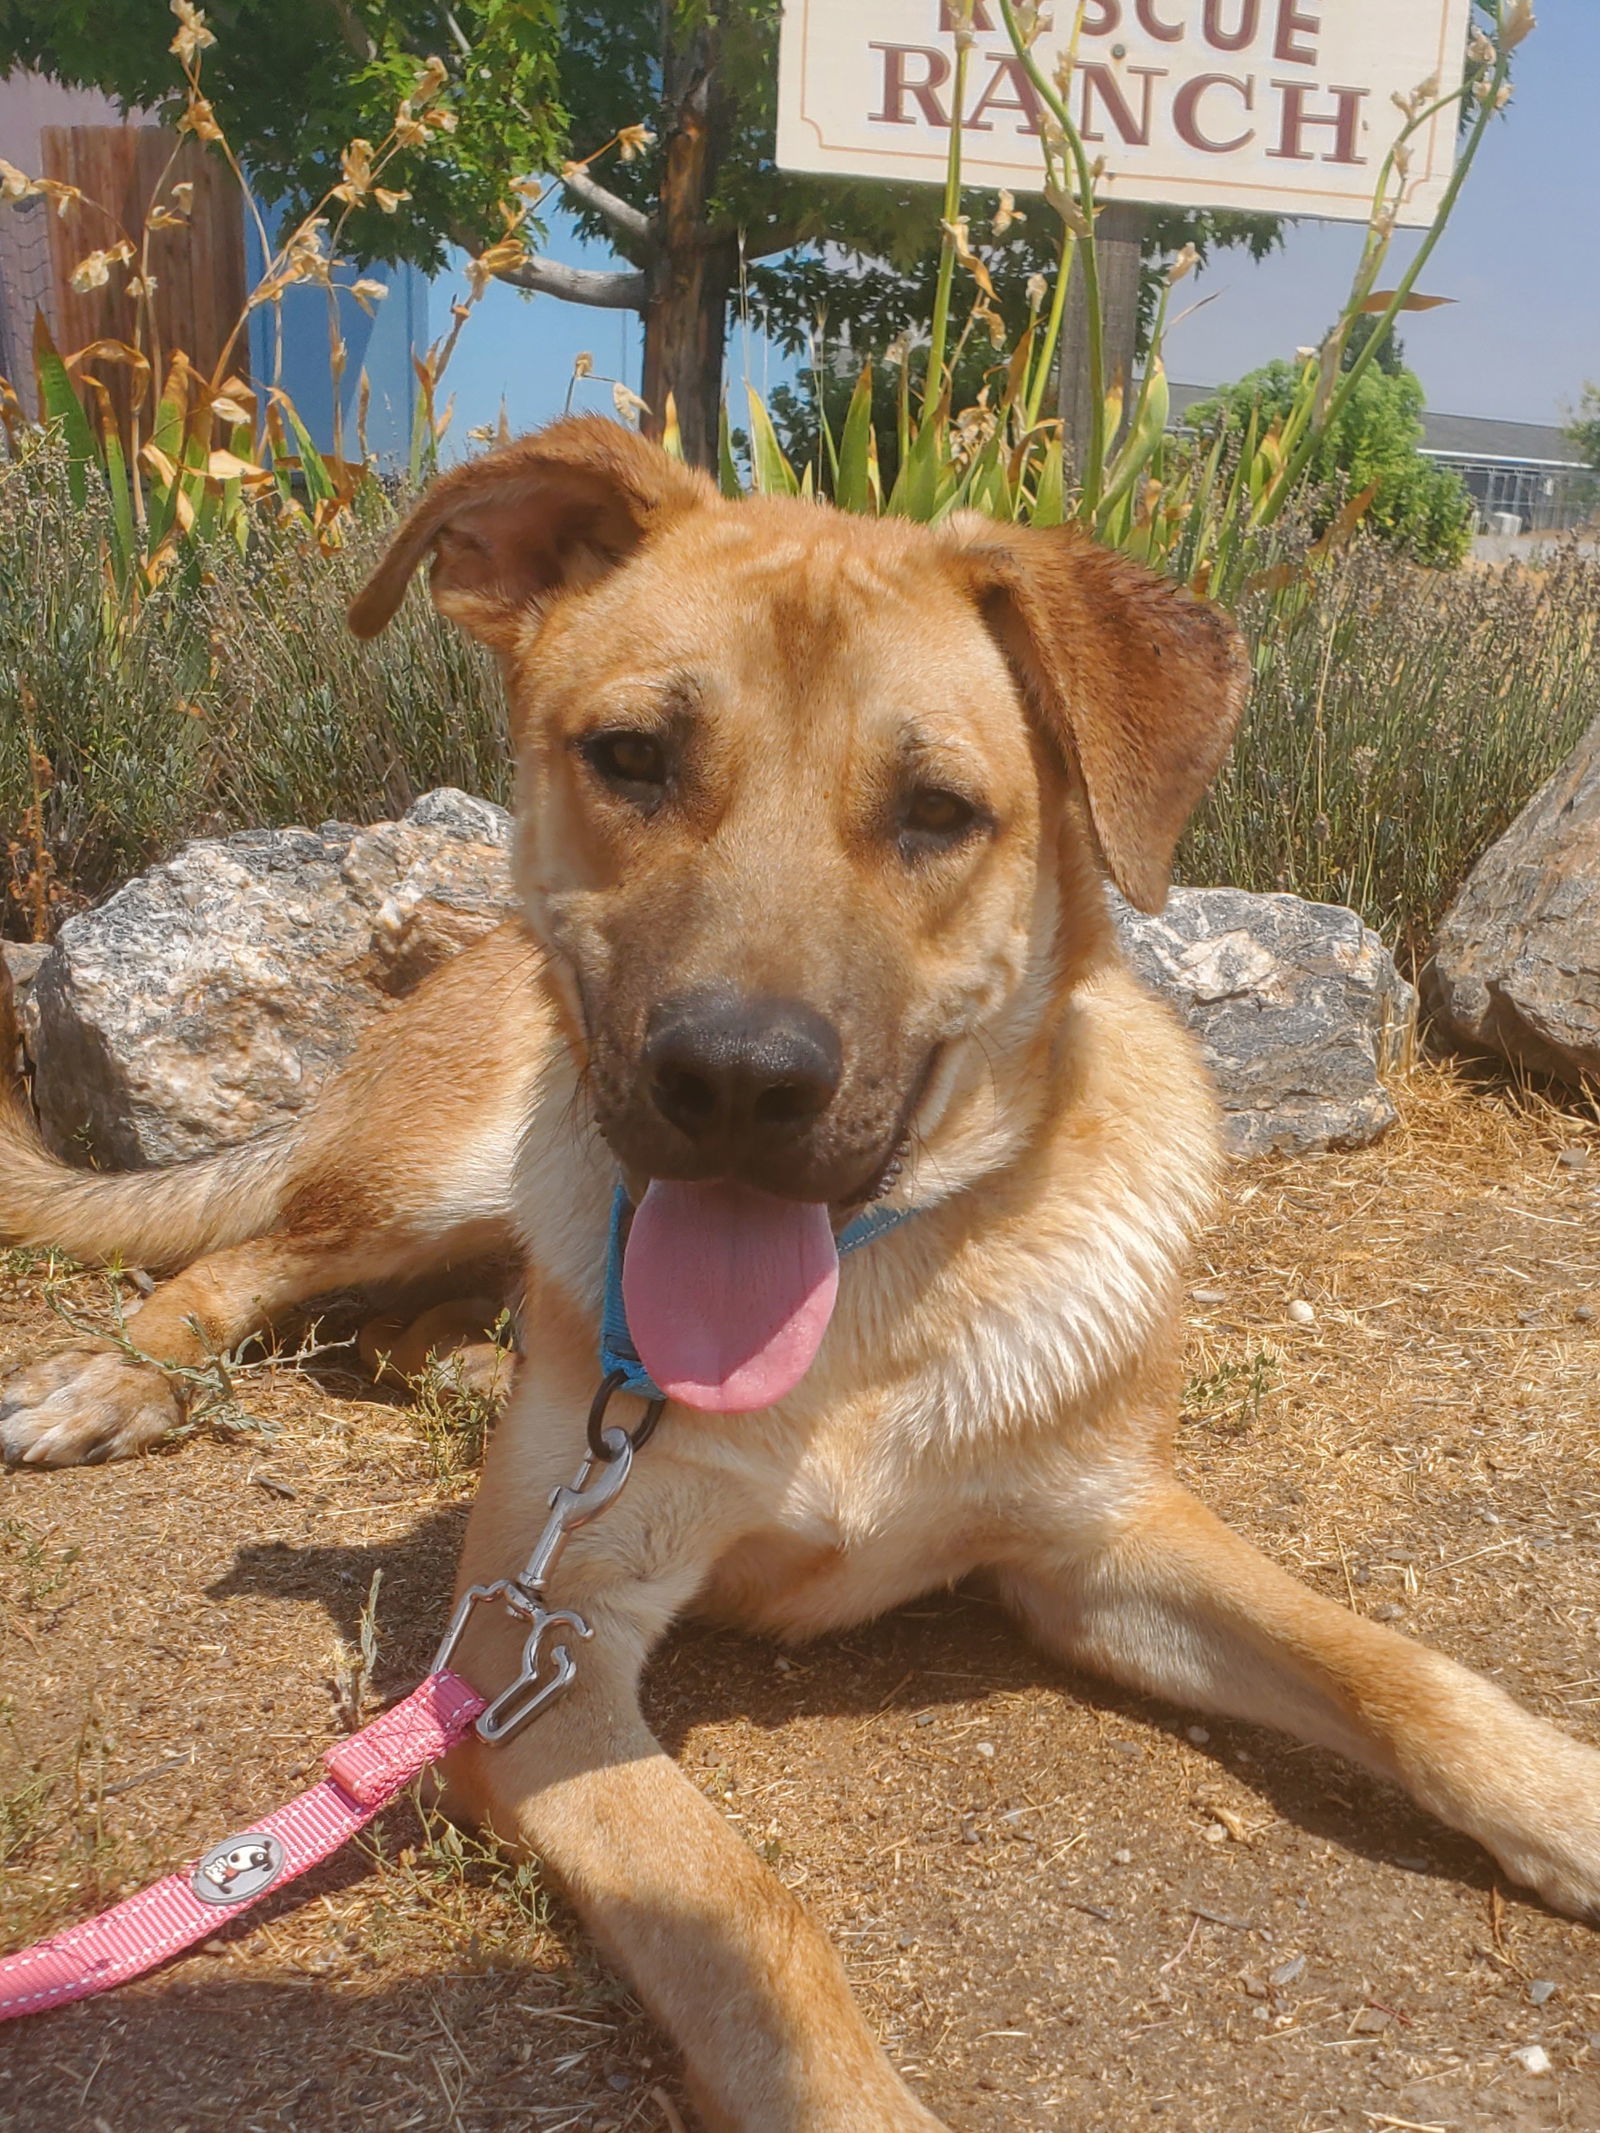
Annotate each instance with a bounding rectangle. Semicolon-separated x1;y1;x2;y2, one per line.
0;1373;665;2023
0;1670;485;2022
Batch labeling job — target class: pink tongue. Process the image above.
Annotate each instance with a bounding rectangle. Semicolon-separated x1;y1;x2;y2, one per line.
622;1180;839;1412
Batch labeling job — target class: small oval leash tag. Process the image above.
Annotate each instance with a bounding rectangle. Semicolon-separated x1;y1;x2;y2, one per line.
191;1831;287;1905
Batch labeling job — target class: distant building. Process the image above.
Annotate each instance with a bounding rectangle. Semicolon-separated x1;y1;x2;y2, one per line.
1167;381;1596;537
1414;409;1595;537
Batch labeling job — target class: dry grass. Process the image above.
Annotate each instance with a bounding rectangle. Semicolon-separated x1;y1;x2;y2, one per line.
1181;540;1600;963
3;1062;1600;2131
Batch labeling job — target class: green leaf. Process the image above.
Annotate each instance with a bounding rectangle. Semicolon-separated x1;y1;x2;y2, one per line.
886;396;953;522
1031;435;1064;527
96;407;137;588
34;331;96;508
273;391;338;506
744;385;799;498
834;363;878;517
717;400;742;499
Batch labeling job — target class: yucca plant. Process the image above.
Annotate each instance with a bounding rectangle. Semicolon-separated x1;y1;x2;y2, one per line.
733;0;1531;604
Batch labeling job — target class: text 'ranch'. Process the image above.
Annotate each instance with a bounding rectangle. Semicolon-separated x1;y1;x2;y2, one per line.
777;0;1472;223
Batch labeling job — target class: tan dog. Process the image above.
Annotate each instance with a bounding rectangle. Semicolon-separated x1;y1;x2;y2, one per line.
3;420;1598;2130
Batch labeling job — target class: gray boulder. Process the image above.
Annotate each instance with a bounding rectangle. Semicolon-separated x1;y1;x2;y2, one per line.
1423;717;1600;1084
21;801;1409;1168
1113;888;1416;1158
26;791;516;1166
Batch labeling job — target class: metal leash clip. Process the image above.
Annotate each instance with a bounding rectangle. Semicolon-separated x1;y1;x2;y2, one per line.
431;1372;665;1745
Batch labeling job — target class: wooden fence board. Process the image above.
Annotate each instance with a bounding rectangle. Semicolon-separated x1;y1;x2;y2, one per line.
40;124;247;423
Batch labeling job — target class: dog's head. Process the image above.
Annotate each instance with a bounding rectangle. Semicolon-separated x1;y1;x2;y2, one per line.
353;420;1245;1406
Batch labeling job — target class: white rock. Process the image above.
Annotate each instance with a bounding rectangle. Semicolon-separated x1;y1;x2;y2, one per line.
1511;2044;1552;2075
1112;887;1415;1158
26;792;516;1165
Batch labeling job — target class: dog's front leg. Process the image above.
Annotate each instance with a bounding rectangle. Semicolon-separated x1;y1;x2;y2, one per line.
440;1419;946;2133
1001;1476;1600;1920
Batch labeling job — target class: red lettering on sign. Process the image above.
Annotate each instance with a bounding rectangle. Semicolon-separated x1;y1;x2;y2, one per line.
1202;0;1260;51
1173;72;1255;151
1269;80;1365;163
1273;0;1320;63
1135;0;1184;41
1078;63;1165;146
966;53;1048;133
938;1;998;28
1079;0;1123;29
870;44;952;126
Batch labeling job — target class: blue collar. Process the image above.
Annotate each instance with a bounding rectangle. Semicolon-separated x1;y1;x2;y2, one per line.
600;1184;916;1401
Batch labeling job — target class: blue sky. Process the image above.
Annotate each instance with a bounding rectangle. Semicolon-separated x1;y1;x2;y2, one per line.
435;0;1598;447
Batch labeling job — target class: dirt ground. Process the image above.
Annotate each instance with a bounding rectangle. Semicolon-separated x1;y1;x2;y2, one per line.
3;1061;1599;2133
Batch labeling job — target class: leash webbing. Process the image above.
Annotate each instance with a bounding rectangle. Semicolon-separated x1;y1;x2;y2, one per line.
0;1670;485;2021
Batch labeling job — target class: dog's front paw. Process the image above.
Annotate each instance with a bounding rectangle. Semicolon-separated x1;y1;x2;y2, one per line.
1477;1730;1600;1922
0;1348;185;1466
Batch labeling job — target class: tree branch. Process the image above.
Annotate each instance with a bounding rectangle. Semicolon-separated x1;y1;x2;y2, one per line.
495;253;648;309
561;166;655;253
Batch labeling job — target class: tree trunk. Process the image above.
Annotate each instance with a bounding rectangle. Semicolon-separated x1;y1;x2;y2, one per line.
640;234;735;471
640;10;733;470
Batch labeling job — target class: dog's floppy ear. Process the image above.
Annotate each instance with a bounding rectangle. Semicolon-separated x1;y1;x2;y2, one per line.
348;416;714;648
949;519;1248;913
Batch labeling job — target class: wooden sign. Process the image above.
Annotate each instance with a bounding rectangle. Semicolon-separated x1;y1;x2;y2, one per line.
776;0;1474;224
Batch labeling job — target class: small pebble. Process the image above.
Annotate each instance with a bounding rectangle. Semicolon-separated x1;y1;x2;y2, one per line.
1512;2044;1552;2074
1203;1822;1227;1844
914;1711;935;1727
1250;2004;1270;2021
607;2072;633;2093
1187;1725;1211;1745
1558;1147;1589;1172
1287;1299;1316;1326
975;1740;996;1759
1371;1602;1404;1621
1575;1304;1595;1324
1351;2008;1391;2035
1111;1846;1133;1865
1111;1739;1142;1760
1270;1955;1306;1987
1529;1979;1557;2006
773;1655;792;1671
1192;1288;1228;1306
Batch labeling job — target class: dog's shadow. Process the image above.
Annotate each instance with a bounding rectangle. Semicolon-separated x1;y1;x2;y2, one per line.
208;1515;1504;1908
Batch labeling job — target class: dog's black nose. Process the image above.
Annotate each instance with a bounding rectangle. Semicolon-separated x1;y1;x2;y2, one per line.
645;992;843;1151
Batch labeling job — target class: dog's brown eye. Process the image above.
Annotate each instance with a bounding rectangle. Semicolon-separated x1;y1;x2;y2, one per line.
583;730;669;794
901;786;980;851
